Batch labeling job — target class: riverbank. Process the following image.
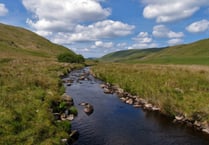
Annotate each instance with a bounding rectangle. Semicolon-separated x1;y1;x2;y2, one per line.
0;57;83;144
91;63;209;135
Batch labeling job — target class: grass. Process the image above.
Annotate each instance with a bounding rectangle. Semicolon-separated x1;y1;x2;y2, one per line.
92;63;209;122
0;23;84;144
100;38;209;66
0;58;83;144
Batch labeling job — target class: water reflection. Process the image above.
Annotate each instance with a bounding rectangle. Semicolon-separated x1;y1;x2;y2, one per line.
65;68;209;145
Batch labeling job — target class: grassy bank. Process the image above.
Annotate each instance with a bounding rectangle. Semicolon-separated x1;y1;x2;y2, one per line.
92;63;209;123
0;23;86;144
0;57;83;144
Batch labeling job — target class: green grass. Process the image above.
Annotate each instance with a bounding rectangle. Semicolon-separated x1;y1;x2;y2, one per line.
92;63;209;122
0;23;76;59
0;58;83;145
0;23;84;144
101;38;209;65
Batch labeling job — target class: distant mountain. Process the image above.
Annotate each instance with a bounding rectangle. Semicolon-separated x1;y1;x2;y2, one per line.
101;39;209;65
0;23;76;59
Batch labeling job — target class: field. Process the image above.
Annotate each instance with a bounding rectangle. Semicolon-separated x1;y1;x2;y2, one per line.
92;63;209;123
0;23;84;144
0;57;83;144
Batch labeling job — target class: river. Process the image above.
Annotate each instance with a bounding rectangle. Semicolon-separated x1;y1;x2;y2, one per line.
64;68;209;145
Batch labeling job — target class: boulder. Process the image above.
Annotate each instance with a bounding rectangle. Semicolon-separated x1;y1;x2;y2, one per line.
66;114;75;121
120;97;126;102
61;113;66;121
100;84;106;88
67;83;71;86
152;106;160;111
53;113;61;120
62;94;73;102
194;121;201;127
84;104;94;115
79;76;85;80
104;88;112;94
61;138;68;144
126;98;134;105
202;128;209;134
144;103;153;110
117;88;124;94
175;115;184;121
133;104;141;108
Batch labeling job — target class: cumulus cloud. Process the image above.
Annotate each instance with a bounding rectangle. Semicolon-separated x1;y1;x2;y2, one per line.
128;32;157;49
186;19;209;33
132;32;152;43
91;41;114;49
116;43;127;48
0;3;8;16
52;20;135;44
128;43;158;50
168;38;183;46
22;0;134;48
23;0;111;32
142;0;209;23
153;25;184;38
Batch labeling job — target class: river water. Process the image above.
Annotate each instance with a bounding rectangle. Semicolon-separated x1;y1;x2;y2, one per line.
64;68;209;145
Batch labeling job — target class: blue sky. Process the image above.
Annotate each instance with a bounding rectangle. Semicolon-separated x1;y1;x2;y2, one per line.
0;0;209;57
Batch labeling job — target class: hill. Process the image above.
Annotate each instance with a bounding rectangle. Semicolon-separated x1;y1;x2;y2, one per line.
0;23;75;59
0;23;83;144
101;48;164;62
101;39;209;65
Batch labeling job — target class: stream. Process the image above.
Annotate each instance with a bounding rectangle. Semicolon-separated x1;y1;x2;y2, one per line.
64;68;209;145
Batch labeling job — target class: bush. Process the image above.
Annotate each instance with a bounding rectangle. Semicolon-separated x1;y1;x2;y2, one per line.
69;106;78;116
57;53;85;63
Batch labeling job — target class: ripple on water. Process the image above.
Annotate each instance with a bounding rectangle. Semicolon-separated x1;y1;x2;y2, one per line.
66;68;209;145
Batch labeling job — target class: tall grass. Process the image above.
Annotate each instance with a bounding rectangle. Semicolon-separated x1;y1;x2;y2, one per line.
0;58;82;145
92;63;209;122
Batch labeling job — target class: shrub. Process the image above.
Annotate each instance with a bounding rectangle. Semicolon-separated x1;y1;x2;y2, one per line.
57;53;85;63
69;106;78;116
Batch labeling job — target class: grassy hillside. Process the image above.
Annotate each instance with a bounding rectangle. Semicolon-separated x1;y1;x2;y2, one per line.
0;23;75;59
101;39;209;65
0;23;83;144
101;48;164;62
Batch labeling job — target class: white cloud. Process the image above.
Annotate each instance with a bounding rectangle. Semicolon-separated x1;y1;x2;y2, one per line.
186;19;209;33
142;0;209;23
132;32;152;43
23;0;135;47
129;32;157;49
52;20;135;44
0;3;8;16
23;0;111;32
168;38;183;46
153;25;184;38
92;41;114;49
128;43;158;50
116;43;127;48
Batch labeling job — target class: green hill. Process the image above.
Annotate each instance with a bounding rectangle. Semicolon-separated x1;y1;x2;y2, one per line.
101;48;164;62
101;39;209;65
0;23;83;144
0;23;75;59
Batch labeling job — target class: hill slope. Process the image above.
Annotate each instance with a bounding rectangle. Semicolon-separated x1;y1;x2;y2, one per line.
0;23;75;59
0;23;82;144
101;48;164;62
101;39;209;65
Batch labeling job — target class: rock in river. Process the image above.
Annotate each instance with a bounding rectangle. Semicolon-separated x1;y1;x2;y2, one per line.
83;104;94;115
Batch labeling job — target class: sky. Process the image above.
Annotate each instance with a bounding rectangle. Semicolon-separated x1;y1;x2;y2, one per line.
0;0;209;58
